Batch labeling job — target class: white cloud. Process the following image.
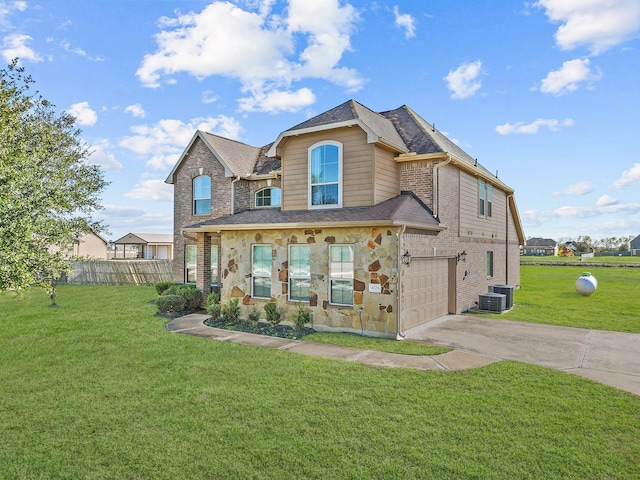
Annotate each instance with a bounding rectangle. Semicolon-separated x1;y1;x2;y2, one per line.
61;40;105;62
596;194;618;207
124;104;146;118
124;179;173;201
495;118;574;135
66;102;98;126
613;163;640;188
523;201;640;224
87;139;123;171
540;58;602;95
393;6;416;39
535;0;640;54
238;87;316;113
202;90;218;104
444;60;483;99
553;181;594;196
119;115;242;171
136;0;363;113
1;33;42;63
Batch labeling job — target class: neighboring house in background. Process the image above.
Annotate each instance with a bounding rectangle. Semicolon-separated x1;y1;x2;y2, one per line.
50;230;109;259
631;235;640;256
166;100;525;337
522;238;558;256
112;233;173;259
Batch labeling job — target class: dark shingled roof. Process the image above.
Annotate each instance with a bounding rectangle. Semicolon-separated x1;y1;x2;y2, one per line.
253;143;280;175
184;192;442;231
525;237;557;247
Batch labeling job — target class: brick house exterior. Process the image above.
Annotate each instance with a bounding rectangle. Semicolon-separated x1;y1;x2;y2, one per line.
166;100;525;337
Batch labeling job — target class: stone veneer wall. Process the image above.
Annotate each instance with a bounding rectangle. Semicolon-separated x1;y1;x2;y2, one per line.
218;226;400;337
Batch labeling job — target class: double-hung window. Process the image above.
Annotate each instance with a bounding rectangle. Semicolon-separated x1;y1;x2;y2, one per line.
479;181;493;219
210;245;219;287
289;245;310;302
255;187;281;207
309;141;342;208
185;245;197;284
329;245;354;306
252;245;272;298
193;175;211;215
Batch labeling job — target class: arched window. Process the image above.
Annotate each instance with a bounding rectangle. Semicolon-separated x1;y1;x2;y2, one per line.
255;187;281;207
309;141;342;208
193;175;211;215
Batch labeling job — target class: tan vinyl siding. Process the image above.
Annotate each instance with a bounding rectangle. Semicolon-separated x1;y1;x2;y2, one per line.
374;145;400;203
459;171;507;240
281;127;374;210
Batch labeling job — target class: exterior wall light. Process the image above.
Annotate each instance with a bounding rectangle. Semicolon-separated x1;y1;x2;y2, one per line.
401;250;412;266
456;250;467;263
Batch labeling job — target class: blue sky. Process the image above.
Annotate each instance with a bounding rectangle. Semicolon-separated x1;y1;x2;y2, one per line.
2;0;639;243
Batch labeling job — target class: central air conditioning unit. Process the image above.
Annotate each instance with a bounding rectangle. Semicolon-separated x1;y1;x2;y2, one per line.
489;284;514;309
479;292;506;312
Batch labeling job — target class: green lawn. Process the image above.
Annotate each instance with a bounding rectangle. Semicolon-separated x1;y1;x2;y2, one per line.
520;255;640;266
1;285;639;479
303;332;450;355
478;265;640;333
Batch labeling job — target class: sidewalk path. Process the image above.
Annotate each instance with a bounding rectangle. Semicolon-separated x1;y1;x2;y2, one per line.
166;314;640;396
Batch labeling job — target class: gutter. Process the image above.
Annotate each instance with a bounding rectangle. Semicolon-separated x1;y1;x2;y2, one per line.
230;175;240;214
396;224;407;340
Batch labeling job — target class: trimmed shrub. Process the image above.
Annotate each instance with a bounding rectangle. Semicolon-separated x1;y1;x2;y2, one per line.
221;298;241;323
292;303;311;330
207;303;222;320
155;281;180;295
247;306;261;325
206;291;220;307
159;284;202;312
264;301;283;327
156;294;186;315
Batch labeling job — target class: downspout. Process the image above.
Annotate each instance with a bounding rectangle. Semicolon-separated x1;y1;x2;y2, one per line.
396;224;407;340
231;175;240;214
506;194;513;285
432;155;452;218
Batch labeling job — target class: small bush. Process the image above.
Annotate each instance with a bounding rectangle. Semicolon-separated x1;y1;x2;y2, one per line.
292;303;311;330
155;281;180;295
207;303;222;320
247;306;261;325
156;294;186;315
206;291;220;307
179;286;203;311
264;301;283;327
221;298;241;323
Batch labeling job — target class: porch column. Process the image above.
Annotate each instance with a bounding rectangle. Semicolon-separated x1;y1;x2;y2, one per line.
196;233;212;300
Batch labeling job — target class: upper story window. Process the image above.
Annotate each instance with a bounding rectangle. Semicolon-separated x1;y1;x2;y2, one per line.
255;187;281;208
309;141;342;208
478;180;486;217
193;175;211;215
486;185;493;218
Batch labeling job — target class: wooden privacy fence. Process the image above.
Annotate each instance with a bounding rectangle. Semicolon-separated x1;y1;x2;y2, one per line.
66;260;173;285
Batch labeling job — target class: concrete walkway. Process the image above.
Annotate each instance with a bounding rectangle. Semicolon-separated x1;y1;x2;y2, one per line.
405;315;640;396
166;314;640;396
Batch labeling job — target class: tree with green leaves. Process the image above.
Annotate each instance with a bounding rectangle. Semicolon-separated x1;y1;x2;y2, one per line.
0;59;108;303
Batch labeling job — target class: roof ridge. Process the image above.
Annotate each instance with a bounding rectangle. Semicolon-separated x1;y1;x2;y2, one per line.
199;130;259;150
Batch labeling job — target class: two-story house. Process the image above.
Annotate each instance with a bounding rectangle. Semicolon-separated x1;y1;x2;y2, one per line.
166;100;525;338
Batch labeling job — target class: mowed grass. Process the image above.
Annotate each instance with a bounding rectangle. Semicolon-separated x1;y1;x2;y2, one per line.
520;255;640;266
483;265;640;333
303;332;451;355
1;285;639;479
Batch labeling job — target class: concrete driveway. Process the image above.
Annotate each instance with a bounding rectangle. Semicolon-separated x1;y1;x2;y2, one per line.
405;315;640;396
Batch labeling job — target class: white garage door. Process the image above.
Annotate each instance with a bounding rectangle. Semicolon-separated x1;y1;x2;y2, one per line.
402;258;451;331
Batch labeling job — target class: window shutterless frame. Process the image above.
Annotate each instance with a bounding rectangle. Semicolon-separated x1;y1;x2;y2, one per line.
478;180;485;217
288;244;310;302
185;244;197;284
193;175;211;215
210;245;219;286
251;245;272;298
255;187;281;207
329;244;354;306
308;141;342;209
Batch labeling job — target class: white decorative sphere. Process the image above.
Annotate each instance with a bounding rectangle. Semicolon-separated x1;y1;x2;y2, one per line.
575;272;597;296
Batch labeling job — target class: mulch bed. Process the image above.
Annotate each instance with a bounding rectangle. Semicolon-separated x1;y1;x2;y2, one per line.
204;317;315;339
